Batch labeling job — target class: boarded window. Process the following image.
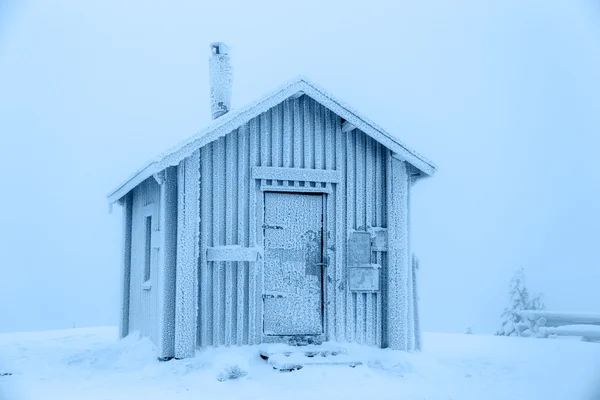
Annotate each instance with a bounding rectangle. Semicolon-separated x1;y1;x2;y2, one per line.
144;216;152;282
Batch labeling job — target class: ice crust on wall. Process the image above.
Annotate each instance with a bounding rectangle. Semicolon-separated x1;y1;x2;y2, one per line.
386;157;411;350
191;97;393;348
175;153;200;358
156;167;178;359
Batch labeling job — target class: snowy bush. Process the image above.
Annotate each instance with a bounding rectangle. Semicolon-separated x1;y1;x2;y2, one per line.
216;365;247;382
465;326;473;335
496;267;545;337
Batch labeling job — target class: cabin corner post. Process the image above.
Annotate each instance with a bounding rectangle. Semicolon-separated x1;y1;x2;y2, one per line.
405;173;417;351
408;171;422;351
406;253;415;350
155;167;178;359
386;155;410;350
412;256;422;351
118;193;133;339
175;152;200;358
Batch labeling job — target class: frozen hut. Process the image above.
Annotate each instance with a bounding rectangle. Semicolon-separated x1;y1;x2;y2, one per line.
107;42;436;360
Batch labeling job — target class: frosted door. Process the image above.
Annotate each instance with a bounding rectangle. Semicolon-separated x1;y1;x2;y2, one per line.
263;192;324;336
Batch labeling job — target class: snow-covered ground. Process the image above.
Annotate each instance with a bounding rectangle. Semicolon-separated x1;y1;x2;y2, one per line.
1;327;599;400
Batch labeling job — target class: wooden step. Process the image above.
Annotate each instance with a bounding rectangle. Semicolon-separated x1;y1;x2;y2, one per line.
259;343;347;359
259;343;362;371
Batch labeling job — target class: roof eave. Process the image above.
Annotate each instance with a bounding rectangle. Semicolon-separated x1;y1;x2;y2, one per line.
298;79;436;176
107;163;162;204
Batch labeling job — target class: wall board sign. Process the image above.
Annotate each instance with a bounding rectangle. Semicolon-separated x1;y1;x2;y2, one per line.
347;231;371;266
348;265;380;291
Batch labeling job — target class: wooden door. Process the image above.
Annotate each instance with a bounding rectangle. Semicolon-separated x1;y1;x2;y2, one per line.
263;192;324;336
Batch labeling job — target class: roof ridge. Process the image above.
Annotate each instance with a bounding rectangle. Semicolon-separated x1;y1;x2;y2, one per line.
107;76;436;204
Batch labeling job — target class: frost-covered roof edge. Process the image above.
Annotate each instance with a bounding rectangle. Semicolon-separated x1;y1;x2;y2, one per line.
107;76;436;204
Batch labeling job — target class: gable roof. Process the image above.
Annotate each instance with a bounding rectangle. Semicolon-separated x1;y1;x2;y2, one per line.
107;76;436;204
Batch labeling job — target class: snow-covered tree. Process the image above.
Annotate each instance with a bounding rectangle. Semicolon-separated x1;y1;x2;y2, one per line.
496;267;545;336
465;325;473;335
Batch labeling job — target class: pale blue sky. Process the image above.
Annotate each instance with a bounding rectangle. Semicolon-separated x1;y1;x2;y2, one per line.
1;0;599;334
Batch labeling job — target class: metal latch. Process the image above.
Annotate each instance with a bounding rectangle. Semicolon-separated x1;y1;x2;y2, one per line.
262;224;284;230
262;292;288;299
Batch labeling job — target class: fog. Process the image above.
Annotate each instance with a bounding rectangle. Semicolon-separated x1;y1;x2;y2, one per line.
1;0;599;335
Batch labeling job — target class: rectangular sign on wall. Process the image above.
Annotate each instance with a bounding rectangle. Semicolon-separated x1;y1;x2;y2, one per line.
348;265;380;291
347;231;372;266
347;231;380;291
370;228;388;252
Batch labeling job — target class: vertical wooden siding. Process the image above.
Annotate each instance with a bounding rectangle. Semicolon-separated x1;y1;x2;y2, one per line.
197;95;387;347
129;178;160;342
176;155;200;358
341;129;387;346
157;167;178;359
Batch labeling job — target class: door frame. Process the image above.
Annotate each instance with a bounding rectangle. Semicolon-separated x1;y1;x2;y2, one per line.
260;187;329;344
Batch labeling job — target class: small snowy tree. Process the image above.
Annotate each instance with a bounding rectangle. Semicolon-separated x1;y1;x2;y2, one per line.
465;325;473;335
496;267;545;336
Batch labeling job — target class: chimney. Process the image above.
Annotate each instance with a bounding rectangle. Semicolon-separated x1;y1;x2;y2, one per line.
209;42;232;120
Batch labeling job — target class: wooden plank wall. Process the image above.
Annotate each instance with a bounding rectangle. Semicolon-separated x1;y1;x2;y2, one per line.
128;177;160;342
196;95;388;347
341;129;387;346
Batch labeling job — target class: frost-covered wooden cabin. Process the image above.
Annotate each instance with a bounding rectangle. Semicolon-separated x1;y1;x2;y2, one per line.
108;43;436;360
